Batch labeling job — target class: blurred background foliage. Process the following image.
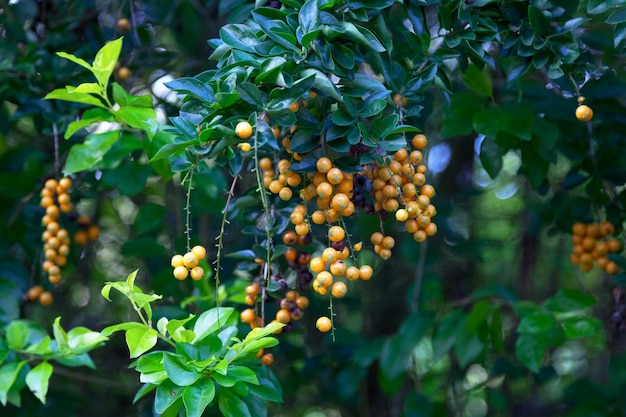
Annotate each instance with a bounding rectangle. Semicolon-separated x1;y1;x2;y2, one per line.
2;0;626;416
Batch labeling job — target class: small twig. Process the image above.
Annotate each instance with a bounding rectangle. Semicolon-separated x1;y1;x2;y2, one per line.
213;173;239;310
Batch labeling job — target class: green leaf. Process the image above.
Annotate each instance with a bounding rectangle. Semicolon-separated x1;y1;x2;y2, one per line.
193;307;235;343
64;130;121;175
165;78;215;103
543;289;596;312
149;139;197;162
44;88;107;109
479;136;503;179
25;361;53;404
0;361;26;406
528;5;552;37
517;312;556;334
52;317;69;353
228;366;259;385
6;321;29;350
219;388;251;417
68;82;102;95
54;353;96;369
155;379;184;414
115;106;158;140
65;108;114;139
92;37;124;87
163;353;202;386
461;64;493;97
66;327;108;354
24;336;52;356
300;68;342;101
298;0;320;47
125;326;158;358
112;83;152;108
248;374;283;403
515;333;544;373
183;378;216;417
220;24;259;53
562;317;602;339
56;51;94;72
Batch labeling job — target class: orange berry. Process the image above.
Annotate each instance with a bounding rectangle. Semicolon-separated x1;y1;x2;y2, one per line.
296;295;309;309
295;223;310;236
235;121;253;139
171;254;184;268
605;261;620;275
345;266;360;281
316;271;333;287
424;222;437;236
87;225;100;240
173;266;188;280
600;221;615;236
39;291;54;306
279;187;293;201
240;308;256;323
191;245;207;260
331;281;347;298
310;257;326;273
183;252;198;268
322;247;338;264
326;168;344;185
284;247;297;262
370;232;384;245
311;210;326;225
330;260;346;277
316;316;332;332
412;134;427;149
359;265;373;281
575;104;593;122
276;309;291;324
316;157;332;173
328;226;345;243
27;285;44;301
190;266;204;280
572;222;586;236
414;230;427;243
608;238;622;253
261;353;274;366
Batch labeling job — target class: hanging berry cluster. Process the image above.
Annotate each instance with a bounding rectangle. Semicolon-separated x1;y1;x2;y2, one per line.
39;177;73;287
171;245;207;281
570;221;622;274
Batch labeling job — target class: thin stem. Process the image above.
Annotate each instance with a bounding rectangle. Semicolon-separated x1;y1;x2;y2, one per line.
52;123;60;177
339;216;358;266
182;166;196;253
213;174;239;309
329;294;336;342
254;113;274;326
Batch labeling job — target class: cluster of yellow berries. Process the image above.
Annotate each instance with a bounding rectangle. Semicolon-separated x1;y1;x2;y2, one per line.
260;158;302;202
40;177;73;287
170;245;206;281
575;96;593;122
25;284;54;307
362;134;437;249
570;221;622;274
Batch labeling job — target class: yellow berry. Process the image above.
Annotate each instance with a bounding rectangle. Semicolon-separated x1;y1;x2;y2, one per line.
316;316;332;332
235;121;253;139
173;266;188;280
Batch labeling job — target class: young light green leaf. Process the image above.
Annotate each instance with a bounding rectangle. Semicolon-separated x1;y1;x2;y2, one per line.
157;317;169;337
52;317;69;353
6;321;29;351
126;269;139;288
125;326;158;358
244;322;285;342
44;88;108;109
68;82;103;95
92;37;124;87
25;361;53;404
0;361;26;406
115;107;158;140
67;327;108;354
56;51;94;72
24;336;52;356
183;378;216;417
101;322;145;337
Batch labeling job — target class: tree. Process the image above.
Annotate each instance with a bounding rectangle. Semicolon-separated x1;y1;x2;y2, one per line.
2;0;626;416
